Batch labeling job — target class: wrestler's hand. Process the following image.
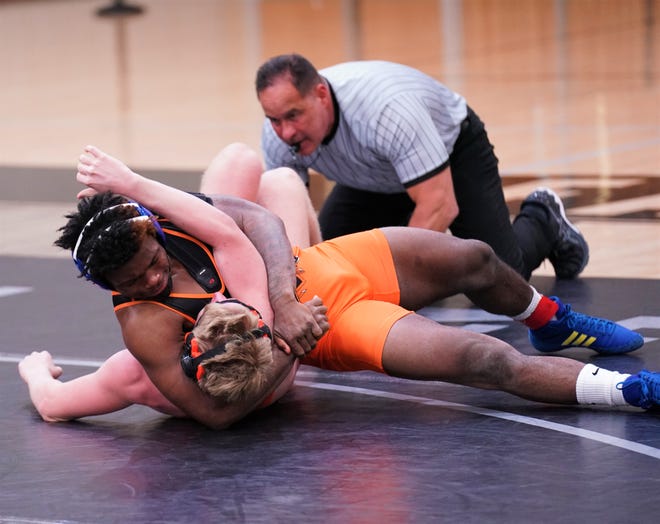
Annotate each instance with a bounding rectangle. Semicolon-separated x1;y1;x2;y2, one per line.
75;144;139;198
272;295;329;358
18;351;63;383
77;187;98;199
307;295;329;333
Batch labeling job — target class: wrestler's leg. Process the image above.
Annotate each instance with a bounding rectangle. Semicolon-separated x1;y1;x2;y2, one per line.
381;227;533;315
200;142;263;201
200;142;321;247
257;168;322;248
381;313;582;403
382;226;644;358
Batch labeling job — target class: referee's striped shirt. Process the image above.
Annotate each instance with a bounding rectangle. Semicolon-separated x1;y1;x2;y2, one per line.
261;60;467;194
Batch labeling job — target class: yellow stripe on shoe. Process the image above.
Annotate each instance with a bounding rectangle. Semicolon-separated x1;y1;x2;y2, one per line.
562;331;597;347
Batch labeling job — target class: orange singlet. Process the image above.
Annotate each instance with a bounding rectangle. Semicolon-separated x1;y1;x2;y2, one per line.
294;229;413;373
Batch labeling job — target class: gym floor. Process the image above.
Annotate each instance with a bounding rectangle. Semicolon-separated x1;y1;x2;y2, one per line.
1;1;659;523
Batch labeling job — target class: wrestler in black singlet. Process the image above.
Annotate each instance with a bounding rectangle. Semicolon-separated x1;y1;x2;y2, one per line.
112;218;226;324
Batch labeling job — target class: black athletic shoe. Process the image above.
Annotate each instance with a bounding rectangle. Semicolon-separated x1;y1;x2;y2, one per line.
522;187;589;279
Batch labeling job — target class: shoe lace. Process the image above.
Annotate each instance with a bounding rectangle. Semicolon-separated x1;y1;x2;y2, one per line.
618;370;660;409
563;304;615;336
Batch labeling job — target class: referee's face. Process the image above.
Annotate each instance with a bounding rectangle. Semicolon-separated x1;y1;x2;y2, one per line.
259;78;333;156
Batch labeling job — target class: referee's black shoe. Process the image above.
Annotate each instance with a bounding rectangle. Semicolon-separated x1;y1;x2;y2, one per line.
522;187;589;279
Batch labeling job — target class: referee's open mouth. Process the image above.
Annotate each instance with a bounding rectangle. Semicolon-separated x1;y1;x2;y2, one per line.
290;138;318;156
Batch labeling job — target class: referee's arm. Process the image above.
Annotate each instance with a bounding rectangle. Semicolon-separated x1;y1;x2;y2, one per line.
405;166;459;232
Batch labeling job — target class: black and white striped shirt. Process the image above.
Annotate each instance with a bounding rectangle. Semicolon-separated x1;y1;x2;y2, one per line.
261;60;467;194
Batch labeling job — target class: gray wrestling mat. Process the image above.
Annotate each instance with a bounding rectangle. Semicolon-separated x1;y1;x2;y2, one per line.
2;256;659;523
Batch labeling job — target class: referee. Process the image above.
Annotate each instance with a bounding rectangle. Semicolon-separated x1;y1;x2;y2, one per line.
256;54;588;281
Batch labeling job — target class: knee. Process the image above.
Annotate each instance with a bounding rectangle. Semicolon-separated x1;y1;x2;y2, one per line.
202;142;263;198
460;338;521;388
461;239;499;282
261;167;306;193
214;142;261;168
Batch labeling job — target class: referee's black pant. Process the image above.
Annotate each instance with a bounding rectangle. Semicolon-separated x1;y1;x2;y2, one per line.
317;106;556;281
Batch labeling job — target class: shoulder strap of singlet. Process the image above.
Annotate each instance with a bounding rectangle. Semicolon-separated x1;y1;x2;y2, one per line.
159;219;224;294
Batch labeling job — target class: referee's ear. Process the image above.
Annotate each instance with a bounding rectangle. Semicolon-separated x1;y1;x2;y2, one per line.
315;81;332;104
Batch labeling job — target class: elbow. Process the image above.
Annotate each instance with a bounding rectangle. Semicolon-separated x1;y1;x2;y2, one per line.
246;208;287;239
34;400;71;423
254;204;283;227
28;384;73;423
35;406;72;422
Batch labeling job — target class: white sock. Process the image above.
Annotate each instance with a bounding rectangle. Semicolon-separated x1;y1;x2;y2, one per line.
512;286;542;322
576;364;630;406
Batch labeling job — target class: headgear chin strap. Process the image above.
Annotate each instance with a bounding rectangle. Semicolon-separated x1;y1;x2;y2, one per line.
180;325;272;381
72;201;165;289
181;299;272;381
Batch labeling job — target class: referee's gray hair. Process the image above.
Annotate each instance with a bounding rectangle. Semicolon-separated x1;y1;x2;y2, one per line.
255;53;323;95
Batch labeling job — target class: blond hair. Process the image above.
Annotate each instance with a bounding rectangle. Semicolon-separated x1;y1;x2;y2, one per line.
191;302;273;403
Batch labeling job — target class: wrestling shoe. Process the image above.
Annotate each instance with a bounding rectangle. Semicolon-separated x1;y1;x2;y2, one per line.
618;370;660;409
529;297;644;354
521;187;589;279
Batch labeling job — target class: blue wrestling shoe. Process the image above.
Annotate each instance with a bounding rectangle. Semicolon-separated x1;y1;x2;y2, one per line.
529;297;644;354
618;370;660;409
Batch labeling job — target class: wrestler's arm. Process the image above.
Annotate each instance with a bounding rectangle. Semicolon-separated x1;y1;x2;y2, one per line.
76;145;325;355
119;306;295;429
208;195;325;355
76;145;273;326
18;349;184;422
255;295;329;406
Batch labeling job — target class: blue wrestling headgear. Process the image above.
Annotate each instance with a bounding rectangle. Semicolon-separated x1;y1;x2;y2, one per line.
71;201;165;289
181;299;272;381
